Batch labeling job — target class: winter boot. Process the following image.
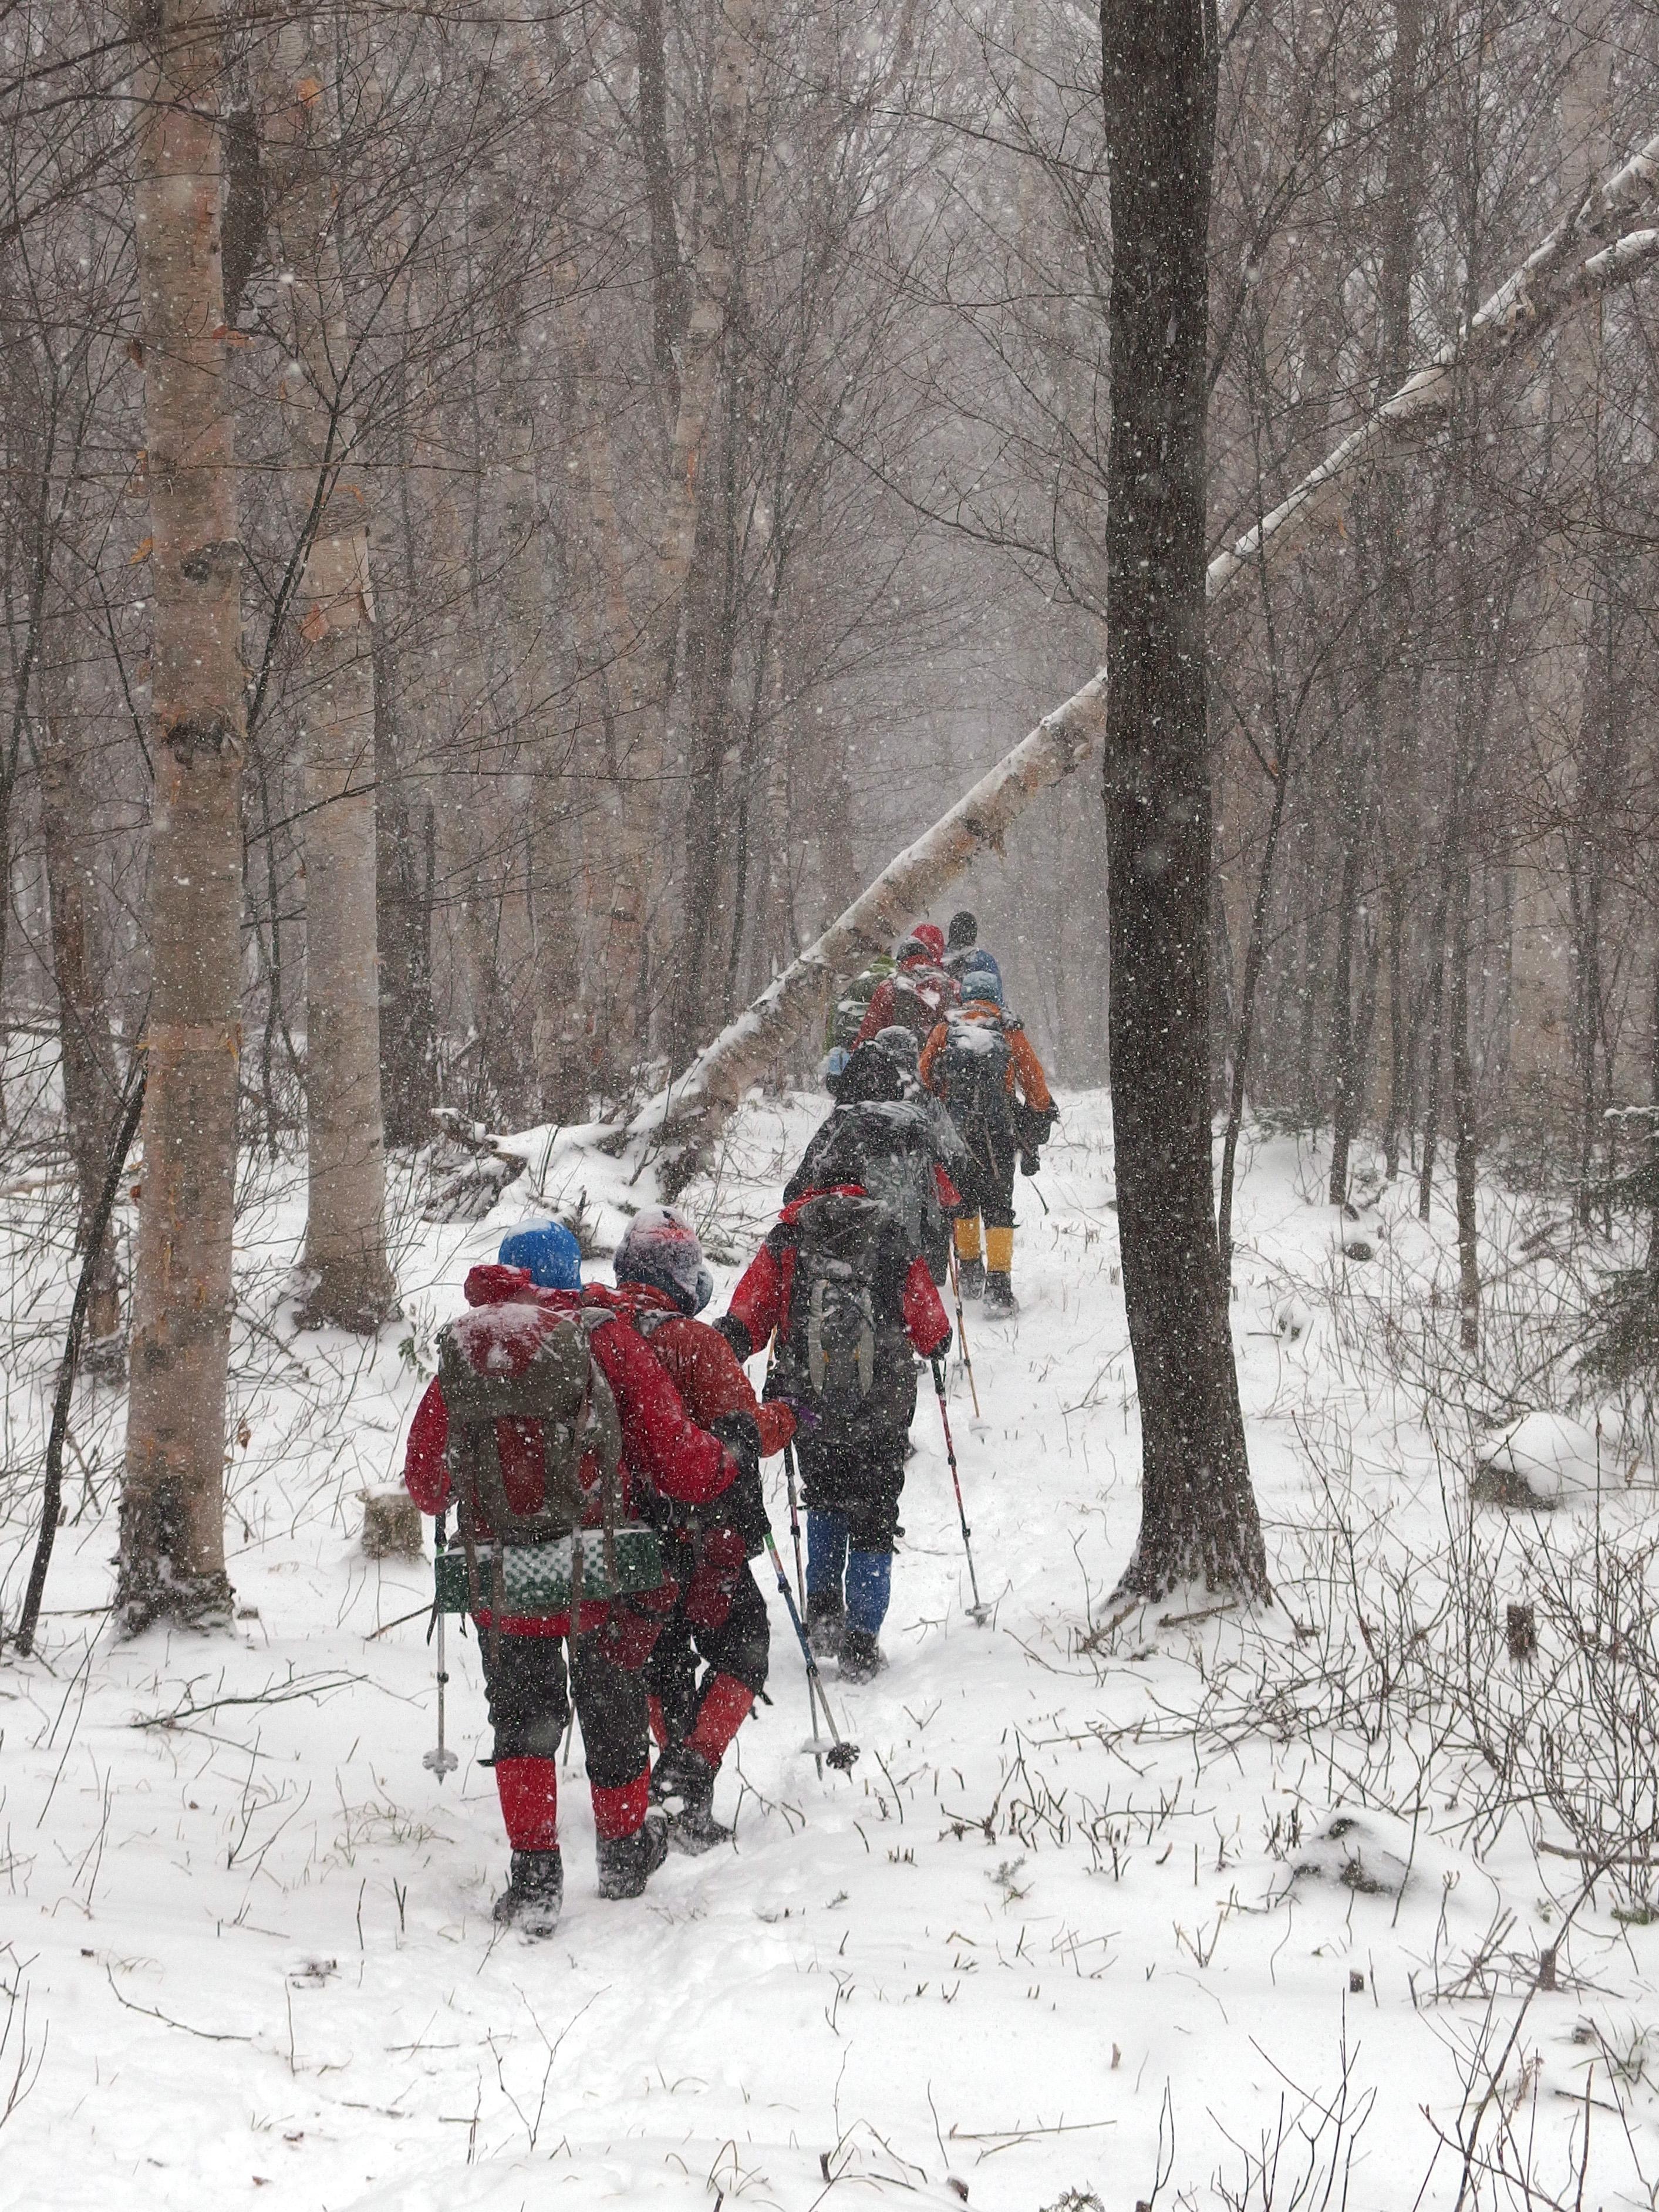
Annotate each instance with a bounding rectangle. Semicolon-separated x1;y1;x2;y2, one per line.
805;1589;846;1661
957;1255;986;1300
839;1627;888;1684
493;1847;565;1937
651;1742;732;1854
984;1270;1017;1315
596;1810;670;1900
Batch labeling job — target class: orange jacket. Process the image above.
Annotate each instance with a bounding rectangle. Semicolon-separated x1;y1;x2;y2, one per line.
920;1001;1053;1112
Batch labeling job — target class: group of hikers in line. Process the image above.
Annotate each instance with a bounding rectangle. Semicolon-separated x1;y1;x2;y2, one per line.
403;909;1055;1937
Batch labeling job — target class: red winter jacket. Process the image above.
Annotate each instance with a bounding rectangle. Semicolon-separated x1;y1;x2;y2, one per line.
586;1282;797;1458
402;1263;739;1636
721;1186;951;1365
853;959;960;1050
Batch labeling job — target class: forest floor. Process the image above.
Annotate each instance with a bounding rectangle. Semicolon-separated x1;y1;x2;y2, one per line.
5;1090;1659;2212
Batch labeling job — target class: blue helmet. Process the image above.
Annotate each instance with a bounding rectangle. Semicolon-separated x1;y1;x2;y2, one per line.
497;1219;583;1290
962;959;1003;1006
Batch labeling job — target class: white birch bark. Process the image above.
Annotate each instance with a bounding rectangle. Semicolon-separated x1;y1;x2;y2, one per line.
118;0;244;1631
265;23;397;1330
602;0;758;1068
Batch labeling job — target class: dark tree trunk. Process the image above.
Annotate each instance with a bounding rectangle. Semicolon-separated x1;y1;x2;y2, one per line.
1449;865;1480;1354
1100;0;1267;1602
373;618;437;1147
1218;763;1291;1268
1325;743;1367;1208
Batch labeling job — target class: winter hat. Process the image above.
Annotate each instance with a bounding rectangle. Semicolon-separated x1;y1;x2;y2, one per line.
962;964;1003;1007
873;1023;920;1068
832;1041;906;1105
615;1206;714;1316
946;910;977;951
912;923;946;965
497;1219;584;1290
894;933;931;966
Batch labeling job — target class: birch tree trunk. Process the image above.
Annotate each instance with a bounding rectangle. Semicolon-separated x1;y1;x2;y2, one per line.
266;21;397;1331
118;0;243;1633
602;0;757;1074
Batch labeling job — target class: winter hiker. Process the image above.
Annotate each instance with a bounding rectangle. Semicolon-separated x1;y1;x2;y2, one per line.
403;1240;744;1935
852;926;959;1051
786;1036;964;1284
825;949;896;1057
942;910;1003;997
595;1207;794;1852
716;1185;951;1683
920;967;1056;1315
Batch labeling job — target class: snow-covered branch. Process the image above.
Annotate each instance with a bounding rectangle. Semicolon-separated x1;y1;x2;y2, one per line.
1206;130;1659;594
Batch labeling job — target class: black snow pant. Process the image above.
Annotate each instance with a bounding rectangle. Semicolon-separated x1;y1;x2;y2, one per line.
795;1416;913;1556
951;1131;1017;1230
643;1532;771;1745
480;1627;646;1793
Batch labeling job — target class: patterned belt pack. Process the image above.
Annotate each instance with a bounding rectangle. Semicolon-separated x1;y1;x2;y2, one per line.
434;1525;663;1614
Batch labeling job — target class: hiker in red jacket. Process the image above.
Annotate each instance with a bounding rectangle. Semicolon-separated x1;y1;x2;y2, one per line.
717;1186;949;1683
852;926;959;1050
404;1231;740;1935
593;1208;797;1850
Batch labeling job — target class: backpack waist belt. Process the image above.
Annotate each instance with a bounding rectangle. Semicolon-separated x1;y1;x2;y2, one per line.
434;1523;662;1615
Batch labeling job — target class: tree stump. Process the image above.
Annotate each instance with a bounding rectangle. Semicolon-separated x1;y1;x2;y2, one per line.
362;1491;422;1560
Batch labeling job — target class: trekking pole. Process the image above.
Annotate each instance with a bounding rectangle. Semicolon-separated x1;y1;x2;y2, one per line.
761;1527;859;1771
423;1513;460;1781
783;1439;827;1779
930;1357;990;1625
945;1242;984;1425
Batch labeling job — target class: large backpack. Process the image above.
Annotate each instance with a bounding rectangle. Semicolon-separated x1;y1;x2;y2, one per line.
779;1191;914;1430
827;956;895;1054
885;963;956;1045
935;1010;1015;1152
436;1301;626;1642
787;1101;956;1277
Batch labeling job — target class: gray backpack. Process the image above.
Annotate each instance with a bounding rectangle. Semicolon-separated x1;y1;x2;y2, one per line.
437;1301;623;1642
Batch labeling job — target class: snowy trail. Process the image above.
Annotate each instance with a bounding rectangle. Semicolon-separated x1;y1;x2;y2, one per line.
5;1093;1659;2210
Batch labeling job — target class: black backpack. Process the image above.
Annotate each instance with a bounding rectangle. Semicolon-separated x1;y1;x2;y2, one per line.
935;1010;1015;1150
786;1101;957;1275
776;1191;916;1432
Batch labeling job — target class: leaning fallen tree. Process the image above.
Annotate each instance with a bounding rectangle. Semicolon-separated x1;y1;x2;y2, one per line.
632;127;1659;1171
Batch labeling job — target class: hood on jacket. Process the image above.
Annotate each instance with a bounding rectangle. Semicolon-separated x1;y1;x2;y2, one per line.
777;1183;868;1226
463;1262;538;1306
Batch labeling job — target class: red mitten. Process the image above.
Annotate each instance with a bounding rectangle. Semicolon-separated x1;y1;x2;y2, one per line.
598;1577;680;1671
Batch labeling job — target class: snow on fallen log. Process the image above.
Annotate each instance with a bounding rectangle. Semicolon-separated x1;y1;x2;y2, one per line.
635;130;1659;1165
1207;130;1659;594
629;669;1107;1152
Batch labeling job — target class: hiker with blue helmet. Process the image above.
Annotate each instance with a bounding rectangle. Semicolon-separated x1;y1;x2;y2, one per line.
496;1218;584;1290
943;911;1003;997
919;963;1054;1315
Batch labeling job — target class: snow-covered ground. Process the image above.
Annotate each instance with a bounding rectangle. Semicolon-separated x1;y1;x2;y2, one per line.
5;1091;1659;2211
